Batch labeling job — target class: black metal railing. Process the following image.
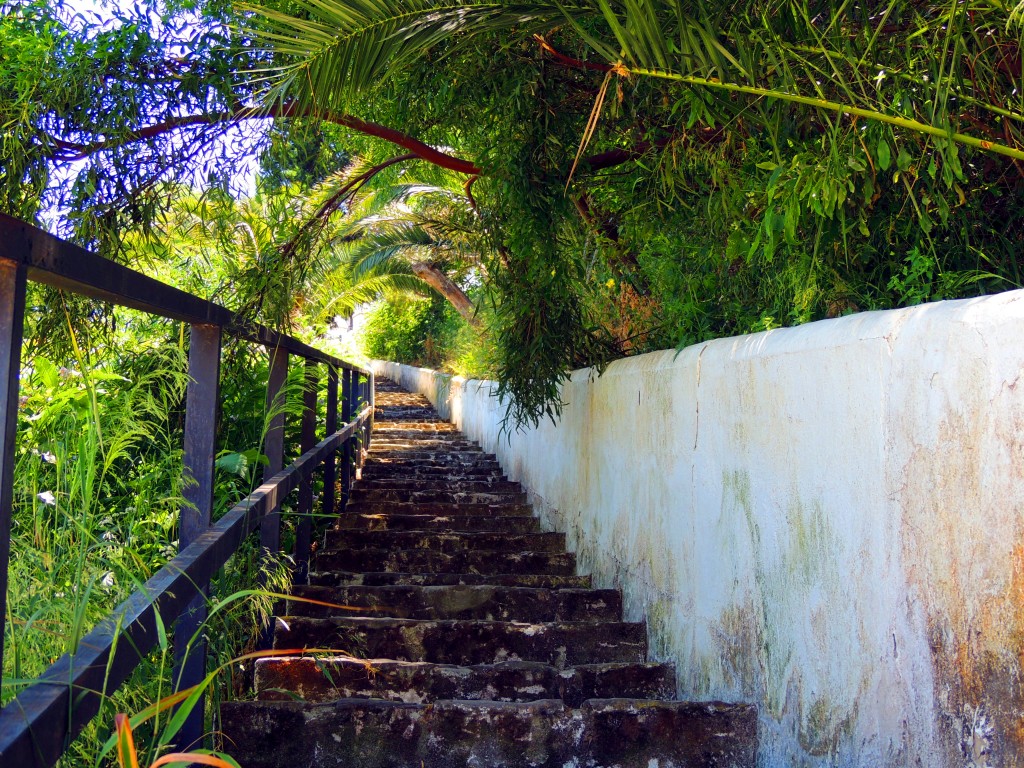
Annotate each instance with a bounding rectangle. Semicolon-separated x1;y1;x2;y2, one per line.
0;213;374;767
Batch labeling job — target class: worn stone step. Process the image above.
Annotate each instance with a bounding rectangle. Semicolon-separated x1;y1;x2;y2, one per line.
324;530;565;555
373;430;461;440
370;439;477;449
308;571;593;590
374;422;459;431
349;488;528;505
365;450;490;462
272;617;647;666
334;513;540;533
255;658;675;706
344;501;534;517
373;409;439;420
314;548;576;575
287;584;620;622
357;478;522;493
360;465;502;479
221;698;757;768
359;466;505;481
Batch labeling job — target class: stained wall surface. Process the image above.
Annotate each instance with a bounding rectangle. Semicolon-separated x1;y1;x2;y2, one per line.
373;289;1024;767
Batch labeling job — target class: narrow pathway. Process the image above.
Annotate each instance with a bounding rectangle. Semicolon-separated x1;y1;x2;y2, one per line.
221;378;756;766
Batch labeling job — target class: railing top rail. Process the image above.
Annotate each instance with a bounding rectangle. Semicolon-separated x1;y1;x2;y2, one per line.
0;213;367;374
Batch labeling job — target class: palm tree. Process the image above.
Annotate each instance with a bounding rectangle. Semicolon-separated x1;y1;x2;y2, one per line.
243;0;1024;165
313;182;484;326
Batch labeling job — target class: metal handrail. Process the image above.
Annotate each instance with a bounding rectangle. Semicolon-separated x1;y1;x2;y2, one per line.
0;214;375;767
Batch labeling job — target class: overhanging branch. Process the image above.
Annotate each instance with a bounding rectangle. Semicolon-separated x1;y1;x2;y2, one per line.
47;102;482;175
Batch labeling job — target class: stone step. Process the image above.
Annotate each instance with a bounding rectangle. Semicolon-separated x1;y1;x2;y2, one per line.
359;465;505;480
361;462;502;476
370;439;478;450
313;548;577;575
324;530;565;554
334;513;541;533
308;571;593;590
373;409;439;420
271;617;647;666
344;501;534;517
287;584;621;622
365;450;491;462
374;422;460;431
255;658;675;706
356;478;522;493
349;488;528;505
221;698;757;768
373;430;461;440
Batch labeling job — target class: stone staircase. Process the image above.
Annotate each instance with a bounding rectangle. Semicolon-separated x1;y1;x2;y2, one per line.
220;378;756;766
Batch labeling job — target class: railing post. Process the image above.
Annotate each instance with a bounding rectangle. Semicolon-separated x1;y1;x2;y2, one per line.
260;346;288;556
341;368;353;508
366;369;375;454
0;259;27;693
294;359;318;583
172;323;221;750
323;366;338;518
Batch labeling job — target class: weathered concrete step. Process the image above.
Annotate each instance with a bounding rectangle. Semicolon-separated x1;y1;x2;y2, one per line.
373;409;438;419
374;422;459;430
272;617;647;665
364;455;500;467
334;513;540;533
255;658;675;706
221;698;757;768
287;584;620;622
314;548;576;575
359;465;505;480
373;430;460;440
349;489;528;505
370;439;478;450
366;450;490;462
324;530;565;554
308;571;593;590
344;501;534;517
357;478;522;493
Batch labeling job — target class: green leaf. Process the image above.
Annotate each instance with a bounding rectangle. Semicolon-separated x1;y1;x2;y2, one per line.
876;140;891;171
896;146;912;172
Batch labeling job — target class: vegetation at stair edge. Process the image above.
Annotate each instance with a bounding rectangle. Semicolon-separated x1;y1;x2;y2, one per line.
4;0;1024;428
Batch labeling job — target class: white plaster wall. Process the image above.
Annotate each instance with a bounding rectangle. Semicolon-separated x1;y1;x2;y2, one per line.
372;289;1024;767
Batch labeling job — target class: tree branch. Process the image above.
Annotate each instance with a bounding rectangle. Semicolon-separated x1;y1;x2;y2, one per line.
534;35;612;73
278;153;418;264
46;102;481;175
410;261;480;326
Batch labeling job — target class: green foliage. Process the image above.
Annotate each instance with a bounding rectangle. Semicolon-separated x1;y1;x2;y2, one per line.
244;0;1024;426
360;295;463;370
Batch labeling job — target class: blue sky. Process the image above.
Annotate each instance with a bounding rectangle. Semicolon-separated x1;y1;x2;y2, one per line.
46;0;264;225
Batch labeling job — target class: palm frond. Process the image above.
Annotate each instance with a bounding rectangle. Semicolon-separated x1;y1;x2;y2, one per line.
316;272;431;319
241;0;578;111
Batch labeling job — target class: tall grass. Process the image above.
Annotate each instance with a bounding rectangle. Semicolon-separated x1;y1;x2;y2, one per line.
2;297;312;766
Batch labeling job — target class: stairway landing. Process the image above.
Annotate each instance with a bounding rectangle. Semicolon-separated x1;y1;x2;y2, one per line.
221;378;756;767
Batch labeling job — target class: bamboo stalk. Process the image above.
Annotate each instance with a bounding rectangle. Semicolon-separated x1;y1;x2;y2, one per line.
628;67;1024;162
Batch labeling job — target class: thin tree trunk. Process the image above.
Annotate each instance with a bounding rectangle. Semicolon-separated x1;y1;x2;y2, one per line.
410;262;480;327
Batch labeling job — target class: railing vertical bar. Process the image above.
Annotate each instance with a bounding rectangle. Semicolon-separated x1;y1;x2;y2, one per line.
367;370;375;455
0;259;27;690
295;359;318;584
260;346;289;557
341;368;353;508
172;322;221;750
323;366;338;518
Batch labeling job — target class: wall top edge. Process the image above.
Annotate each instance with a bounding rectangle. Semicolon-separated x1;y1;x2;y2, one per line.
373;288;1024;385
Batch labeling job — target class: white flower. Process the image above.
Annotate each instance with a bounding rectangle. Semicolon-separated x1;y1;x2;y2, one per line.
101;572;115;588
41;451;56;464
37;490;56;506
